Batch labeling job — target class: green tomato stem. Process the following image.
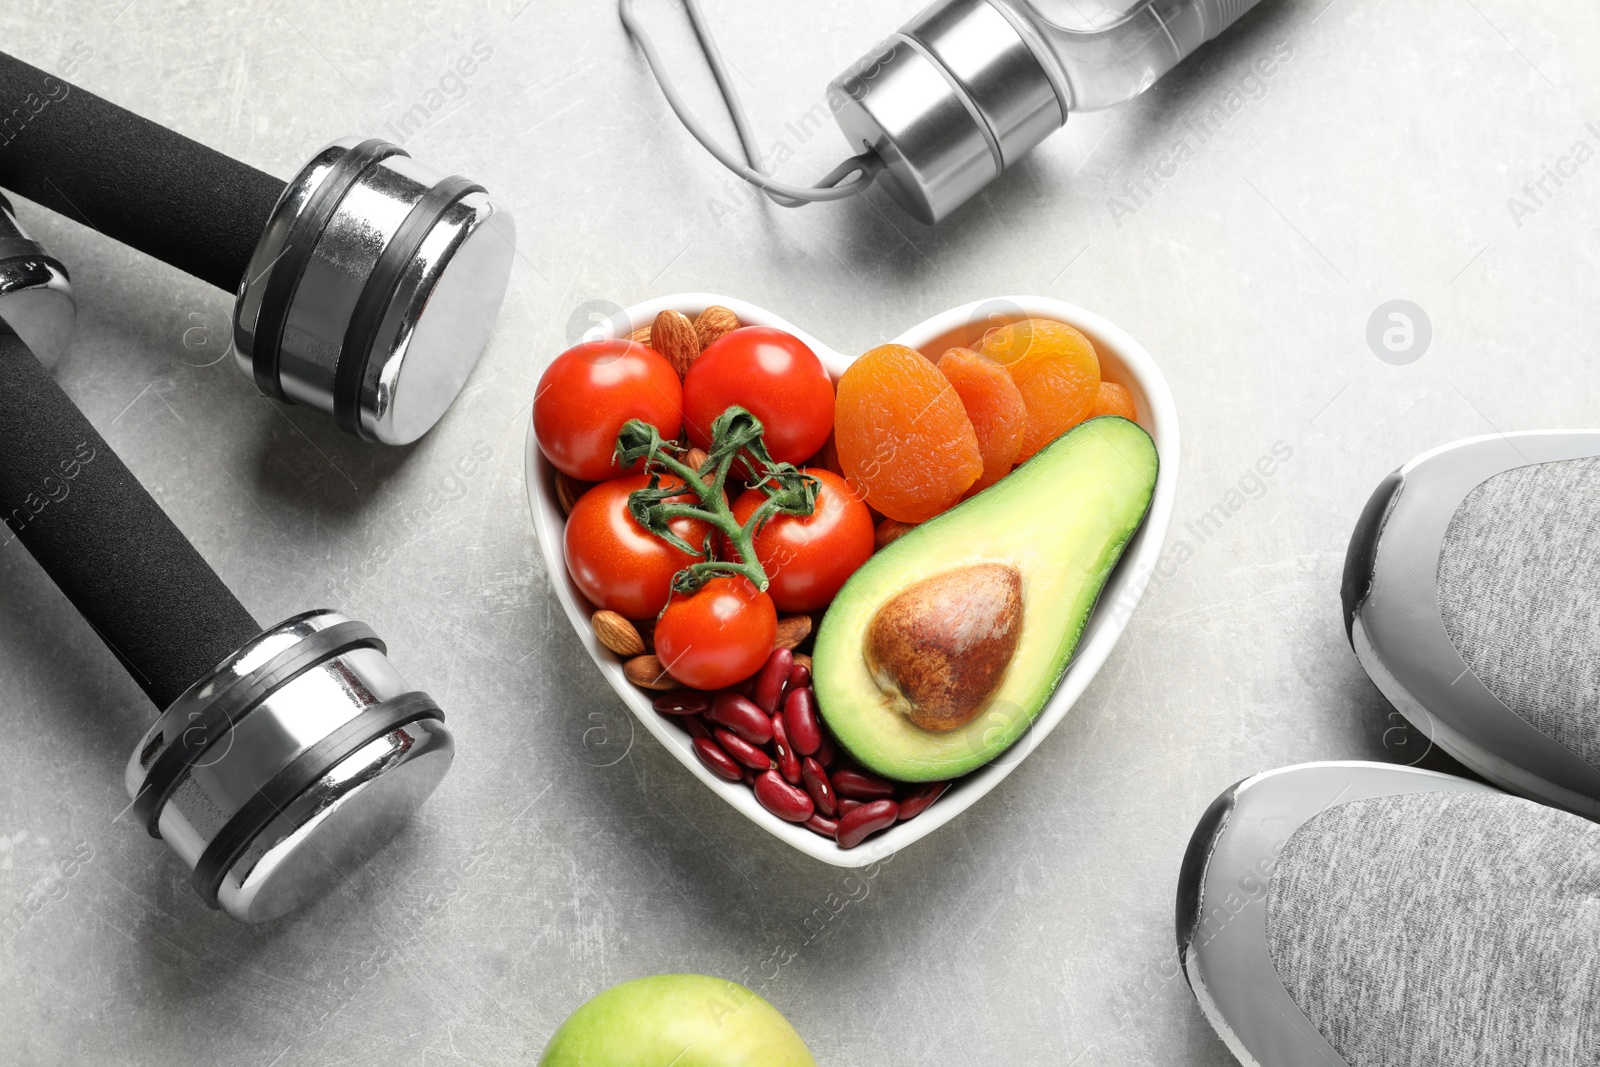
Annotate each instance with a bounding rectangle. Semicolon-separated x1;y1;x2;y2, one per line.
614;407;819;598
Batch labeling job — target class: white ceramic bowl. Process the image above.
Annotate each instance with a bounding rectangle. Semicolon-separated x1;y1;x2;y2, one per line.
525;294;1179;866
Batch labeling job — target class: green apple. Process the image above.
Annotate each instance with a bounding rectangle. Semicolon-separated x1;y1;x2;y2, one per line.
539;974;817;1067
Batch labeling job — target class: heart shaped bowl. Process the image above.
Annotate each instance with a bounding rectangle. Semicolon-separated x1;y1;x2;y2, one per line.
526;295;1179;866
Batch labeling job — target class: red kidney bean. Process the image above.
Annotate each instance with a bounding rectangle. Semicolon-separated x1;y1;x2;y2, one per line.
693;737;742;782
831;768;895;800
743;767;759;786
771;715;802;785
653;691;712;715
716;727;775;771
733;678;756;698
752;648;794;713
800;757;837;817
896;781;948;822
837;797;863;816
753;769;814;823
782;687;822;757
708;692;774;746
787;663;812;691
684;715;712;741
837;799;899;849
813;730;837;767
804;813;839;838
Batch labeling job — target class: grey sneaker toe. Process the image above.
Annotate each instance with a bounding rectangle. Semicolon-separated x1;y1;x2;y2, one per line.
1343;431;1600;815
1178;761;1600;1067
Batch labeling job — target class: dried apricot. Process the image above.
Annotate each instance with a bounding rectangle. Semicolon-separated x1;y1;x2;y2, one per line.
875;517;918;549
979;318;1100;462
834;344;982;523
1091;381;1138;421
936;347;1027;491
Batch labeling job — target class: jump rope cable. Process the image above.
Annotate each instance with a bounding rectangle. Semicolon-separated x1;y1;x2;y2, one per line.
617;0;882;206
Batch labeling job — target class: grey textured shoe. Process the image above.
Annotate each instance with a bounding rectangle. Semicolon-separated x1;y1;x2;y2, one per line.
1177;761;1600;1067
1342;431;1600;815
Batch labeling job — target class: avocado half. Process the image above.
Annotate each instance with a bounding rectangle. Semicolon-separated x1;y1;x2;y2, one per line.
813;416;1158;782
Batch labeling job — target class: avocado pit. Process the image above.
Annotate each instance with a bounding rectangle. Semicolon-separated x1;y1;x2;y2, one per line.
864;562;1023;732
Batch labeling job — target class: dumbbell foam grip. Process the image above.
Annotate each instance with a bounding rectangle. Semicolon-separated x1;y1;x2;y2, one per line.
0;50;285;293
0;321;261;710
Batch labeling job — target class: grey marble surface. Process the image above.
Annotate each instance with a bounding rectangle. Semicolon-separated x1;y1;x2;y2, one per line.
0;0;1596;1063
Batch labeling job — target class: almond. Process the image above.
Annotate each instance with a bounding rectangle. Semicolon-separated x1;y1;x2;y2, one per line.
629;325;653;346
555;471;591;516
652;309;700;378
775;615;813;650
592;610;646;657
792;653;812;673
624;654;677;690
694;305;740;351
684;447;710;480
875;518;917;549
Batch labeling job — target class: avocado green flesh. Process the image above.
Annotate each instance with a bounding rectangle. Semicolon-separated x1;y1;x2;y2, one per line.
814;416;1159;782
538;974;817;1067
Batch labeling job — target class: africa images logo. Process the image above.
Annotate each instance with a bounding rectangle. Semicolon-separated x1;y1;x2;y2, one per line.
1505;121;1600;229
0;69;71;148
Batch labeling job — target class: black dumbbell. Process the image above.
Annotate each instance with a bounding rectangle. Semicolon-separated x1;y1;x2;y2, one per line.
0;206;452;922
0;49;515;444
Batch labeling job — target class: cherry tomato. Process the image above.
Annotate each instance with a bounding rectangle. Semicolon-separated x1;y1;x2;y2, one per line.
725;468;874;613
535;339;683;481
654;577;778;690
682;327;834;465
564;474;708;619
